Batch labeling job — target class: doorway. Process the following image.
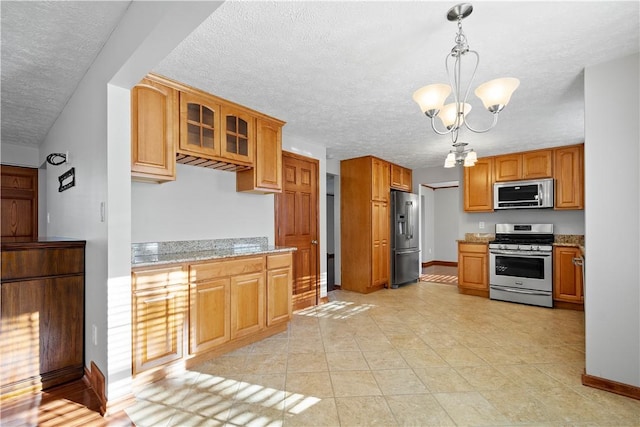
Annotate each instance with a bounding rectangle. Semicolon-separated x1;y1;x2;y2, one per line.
275;152;320;311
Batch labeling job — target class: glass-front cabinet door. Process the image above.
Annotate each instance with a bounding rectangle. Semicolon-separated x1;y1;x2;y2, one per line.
221;106;254;165
179;91;221;157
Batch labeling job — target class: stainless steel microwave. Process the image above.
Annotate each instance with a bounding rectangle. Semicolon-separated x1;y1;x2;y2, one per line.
494;178;554;209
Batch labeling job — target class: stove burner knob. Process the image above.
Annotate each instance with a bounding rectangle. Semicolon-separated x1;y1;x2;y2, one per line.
531;245;539;251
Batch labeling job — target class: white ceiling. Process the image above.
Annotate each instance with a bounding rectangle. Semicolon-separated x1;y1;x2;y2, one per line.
2;1;639;169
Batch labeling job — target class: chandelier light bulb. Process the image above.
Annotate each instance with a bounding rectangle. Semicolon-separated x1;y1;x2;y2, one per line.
412;84;451;118
438;102;472;129
474;77;520;113
444;152;457;168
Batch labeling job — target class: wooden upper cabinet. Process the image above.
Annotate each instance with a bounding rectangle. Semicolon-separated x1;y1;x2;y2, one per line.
179;90;221;158
522;150;553;179
464;157;494;212
131;77;178;182
494;150;552;182
221;106;254;165
372;158;390;202
390;164;412;192
494;154;521;182
554;144;584;210
237;117;284;193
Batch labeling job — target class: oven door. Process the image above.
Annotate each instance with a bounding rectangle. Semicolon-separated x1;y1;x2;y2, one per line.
489;249;552;292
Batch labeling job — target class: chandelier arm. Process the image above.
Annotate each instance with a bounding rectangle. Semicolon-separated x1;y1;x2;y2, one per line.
463;112;499;133
462;50;480;107
430;116;454;136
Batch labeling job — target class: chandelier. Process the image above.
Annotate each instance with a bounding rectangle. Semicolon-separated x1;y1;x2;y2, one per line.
412;3;519;167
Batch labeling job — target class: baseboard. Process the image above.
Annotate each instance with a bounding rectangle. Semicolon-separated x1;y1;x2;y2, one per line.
582;372;640;401
319;296;329;304
422;260;458;268
85;361;107;415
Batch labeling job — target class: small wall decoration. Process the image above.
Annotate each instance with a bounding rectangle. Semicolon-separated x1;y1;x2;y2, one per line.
58;167;75;192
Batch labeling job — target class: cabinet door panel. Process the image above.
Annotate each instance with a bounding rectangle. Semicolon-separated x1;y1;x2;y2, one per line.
221;106;254;164
179;91;221;158
494;155;521;182
458;243;488;291
267;267;292;326
190;278;230;354
553;247;583;303
133;285;187;374
371;201;389;287
464;158;494;212
554;145;584;210
131;79;177;181
522;150;552;179
230;272;265;339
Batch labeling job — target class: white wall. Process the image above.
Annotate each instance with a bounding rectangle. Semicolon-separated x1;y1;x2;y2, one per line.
419;186;435;263
132;164;275;243
459;209;585;236
1;142;40;167
584;52;640;387
38;1;222;401
433;187;459;262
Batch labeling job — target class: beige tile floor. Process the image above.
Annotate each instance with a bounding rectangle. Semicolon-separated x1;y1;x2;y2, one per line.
126;281;640;426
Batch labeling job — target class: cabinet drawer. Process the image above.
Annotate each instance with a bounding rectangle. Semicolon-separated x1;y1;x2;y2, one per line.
458;243;487;254
2;247;84;281
267;253;291;270
132;266;187;292
190;256;264;282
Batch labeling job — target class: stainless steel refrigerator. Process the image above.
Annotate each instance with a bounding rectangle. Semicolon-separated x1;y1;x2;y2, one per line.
390;190;420;288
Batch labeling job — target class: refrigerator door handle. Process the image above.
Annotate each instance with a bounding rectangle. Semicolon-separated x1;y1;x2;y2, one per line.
405;201;413;239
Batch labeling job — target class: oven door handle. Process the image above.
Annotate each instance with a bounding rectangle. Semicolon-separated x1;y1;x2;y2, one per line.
491;285;551;296
489;250;552;257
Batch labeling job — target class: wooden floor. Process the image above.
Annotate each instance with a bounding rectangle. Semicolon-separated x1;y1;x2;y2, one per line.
0;379;133;427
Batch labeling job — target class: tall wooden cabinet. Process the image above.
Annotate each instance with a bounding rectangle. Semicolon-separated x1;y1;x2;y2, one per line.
1;240;86;398
341;156;390;293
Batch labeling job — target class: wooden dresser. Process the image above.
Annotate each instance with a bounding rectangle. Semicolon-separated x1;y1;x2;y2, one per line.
1;239;86;399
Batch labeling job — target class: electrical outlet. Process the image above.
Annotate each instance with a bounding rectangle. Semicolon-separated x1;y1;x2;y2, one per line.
92;324;98;346
479;221;485;229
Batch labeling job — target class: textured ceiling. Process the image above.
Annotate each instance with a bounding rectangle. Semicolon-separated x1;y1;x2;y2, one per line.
2;1;639;169
1;1;130;148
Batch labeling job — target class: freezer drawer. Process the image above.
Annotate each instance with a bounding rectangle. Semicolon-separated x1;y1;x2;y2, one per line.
391;249;420;288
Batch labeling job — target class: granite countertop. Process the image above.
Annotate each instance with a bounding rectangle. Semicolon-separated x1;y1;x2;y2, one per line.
458;233;495;244
131;237;296;268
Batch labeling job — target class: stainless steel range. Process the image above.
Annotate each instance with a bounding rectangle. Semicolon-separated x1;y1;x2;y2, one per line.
489;223;554;307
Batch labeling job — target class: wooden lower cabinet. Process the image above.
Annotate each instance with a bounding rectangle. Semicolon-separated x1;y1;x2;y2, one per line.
266;254;293;326
132;266;188;375
230;272;265;339
458;242;489;297
133;252;293;376
553;246;584;310
189;277;230;354
1;240;85;399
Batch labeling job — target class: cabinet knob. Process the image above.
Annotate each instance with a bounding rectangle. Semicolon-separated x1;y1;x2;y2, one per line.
311;240;318;245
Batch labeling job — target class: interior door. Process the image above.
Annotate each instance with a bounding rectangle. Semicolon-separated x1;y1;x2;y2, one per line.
1;165;38;241
275;152;319;311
